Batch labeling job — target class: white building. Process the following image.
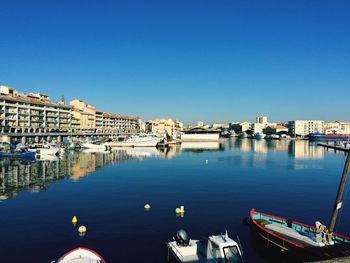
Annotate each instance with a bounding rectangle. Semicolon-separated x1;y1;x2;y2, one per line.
288;120;324;136
256;116;268;125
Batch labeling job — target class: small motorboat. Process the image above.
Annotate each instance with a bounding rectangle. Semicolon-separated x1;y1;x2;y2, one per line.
0;142;36;159
166;229;243;263
54;247;106;263
81;142;110;150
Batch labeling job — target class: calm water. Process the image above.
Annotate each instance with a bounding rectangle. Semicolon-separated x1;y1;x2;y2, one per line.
1;139;349;262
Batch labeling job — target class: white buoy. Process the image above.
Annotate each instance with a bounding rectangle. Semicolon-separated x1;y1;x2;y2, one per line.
205;159;208;164
180;206;185;213
78;225;87;234
144;204;151;210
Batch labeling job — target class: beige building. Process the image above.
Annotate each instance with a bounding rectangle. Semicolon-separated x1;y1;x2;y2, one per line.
102;113;139;133
147;118;183;137
288;120;324;136
71;109;95;132
70;99;96;131
324;121;350;135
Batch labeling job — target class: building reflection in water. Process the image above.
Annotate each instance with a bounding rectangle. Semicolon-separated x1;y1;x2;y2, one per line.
0;149;159;200
0;139;332;200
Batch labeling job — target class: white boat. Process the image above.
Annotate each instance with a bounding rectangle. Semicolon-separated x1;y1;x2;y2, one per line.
54;247;106;263
81;142;110;150
108;134;161;147
28;147;61;156
238;132;248;138
167;230;243;263
253;132;266;139
181;128;220;142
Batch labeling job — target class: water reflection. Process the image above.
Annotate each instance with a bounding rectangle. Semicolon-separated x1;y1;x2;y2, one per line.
231;139;326;159
0;139;340;200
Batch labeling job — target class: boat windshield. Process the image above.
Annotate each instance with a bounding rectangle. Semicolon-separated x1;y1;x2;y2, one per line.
223;246;242;263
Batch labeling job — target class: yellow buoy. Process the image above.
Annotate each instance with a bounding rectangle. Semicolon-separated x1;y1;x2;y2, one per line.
175;207;181;214
144;204;151;210
72;216;78;225
78;225;87;234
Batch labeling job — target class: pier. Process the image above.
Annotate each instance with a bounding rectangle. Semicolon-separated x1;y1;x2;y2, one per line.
318;143;350;153
0;131;139;144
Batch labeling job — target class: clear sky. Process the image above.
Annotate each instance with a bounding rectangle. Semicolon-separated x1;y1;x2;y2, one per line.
0;0;349;124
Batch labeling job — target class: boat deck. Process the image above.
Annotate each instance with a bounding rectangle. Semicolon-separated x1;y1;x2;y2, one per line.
255;219;319;248
255;219;350;261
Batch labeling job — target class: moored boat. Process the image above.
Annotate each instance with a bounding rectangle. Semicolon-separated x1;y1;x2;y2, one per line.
249;208;350;260
309;133;350;141
166;229;243;263
108;134;161;147
54;247;106;263
81;142;110;150
253;132;266;139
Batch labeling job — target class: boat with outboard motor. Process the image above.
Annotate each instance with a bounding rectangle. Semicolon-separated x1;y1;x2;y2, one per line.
166;229;243;263
53;247;106;263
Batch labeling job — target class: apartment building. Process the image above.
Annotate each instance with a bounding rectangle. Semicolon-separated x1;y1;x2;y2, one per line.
146;118;183;137
102;113;139;133
288;120;324;136
0;85;72;134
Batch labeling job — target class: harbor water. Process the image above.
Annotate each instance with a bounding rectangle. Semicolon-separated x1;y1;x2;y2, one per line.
0;139;350;262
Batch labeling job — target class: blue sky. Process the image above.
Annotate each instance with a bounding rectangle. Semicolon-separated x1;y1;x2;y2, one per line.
0;0;349;124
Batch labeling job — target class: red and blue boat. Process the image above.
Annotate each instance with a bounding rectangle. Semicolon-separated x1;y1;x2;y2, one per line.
249;208;350;261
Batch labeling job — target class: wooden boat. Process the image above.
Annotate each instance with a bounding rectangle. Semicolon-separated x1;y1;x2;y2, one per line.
54;247;106;263
249;208;350;260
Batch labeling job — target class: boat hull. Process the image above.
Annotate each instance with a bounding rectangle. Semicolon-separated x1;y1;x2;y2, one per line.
109;138;160;147
309;133;350;141
28;147;60;156
249;208;350;261
57;247;106;263
81;143;108;150
0;151;36;159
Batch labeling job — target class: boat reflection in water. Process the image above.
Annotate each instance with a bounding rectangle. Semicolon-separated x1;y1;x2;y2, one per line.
180;141;224;152
0;139;339;201
0;149;161;200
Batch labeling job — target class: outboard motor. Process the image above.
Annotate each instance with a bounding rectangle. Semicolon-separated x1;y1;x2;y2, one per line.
175;229;190;247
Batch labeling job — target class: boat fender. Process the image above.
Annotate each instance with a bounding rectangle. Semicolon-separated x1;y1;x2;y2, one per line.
175;229;190;247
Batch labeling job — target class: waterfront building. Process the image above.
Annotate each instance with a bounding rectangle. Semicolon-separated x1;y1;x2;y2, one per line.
146;118;183;137
288;120;324;136
95;110;104;132
256;116;268;125
70;99;96;132
264;124;288;135
0;84;140;140
252;123;265;134
212;123;230;129
323;121;350;135
102;113;139;134
71;109;95;132
0;85;72;135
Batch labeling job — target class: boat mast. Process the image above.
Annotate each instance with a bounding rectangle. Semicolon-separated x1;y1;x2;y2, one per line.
329;150;350;233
